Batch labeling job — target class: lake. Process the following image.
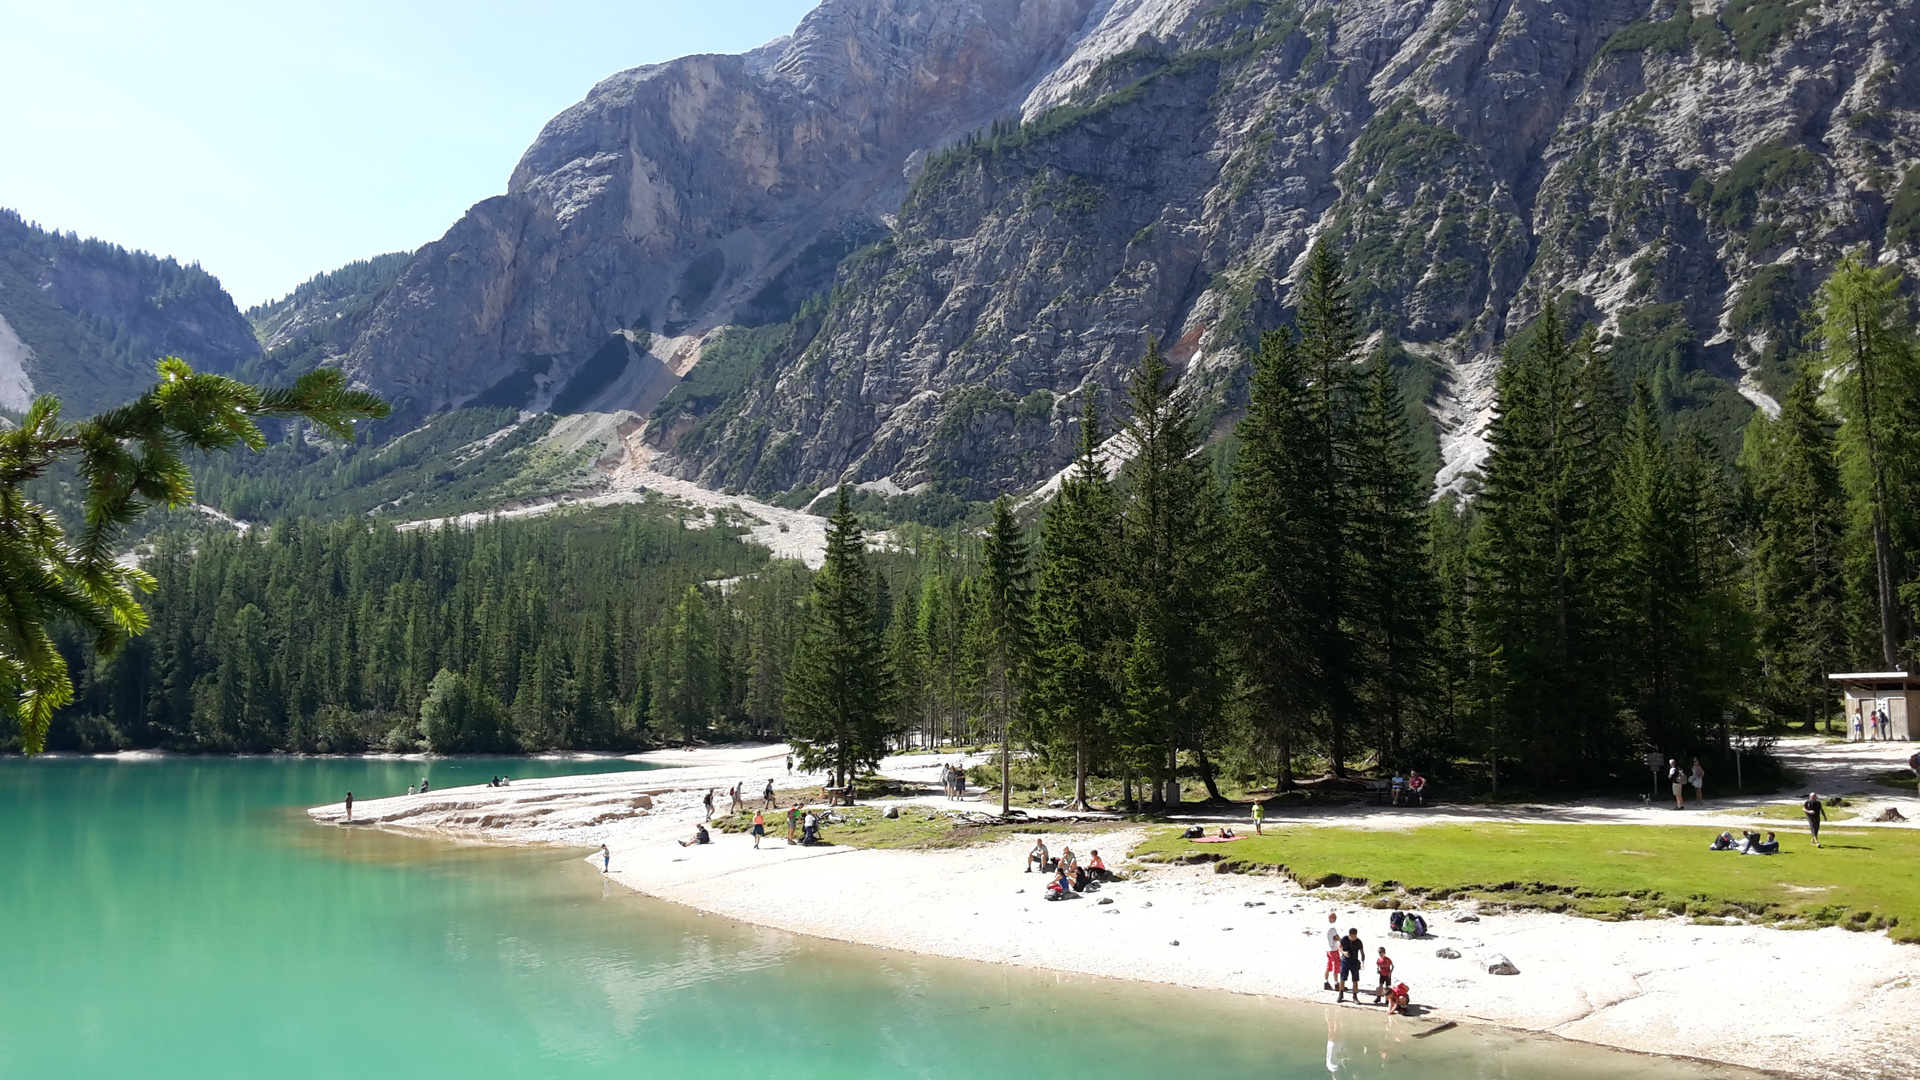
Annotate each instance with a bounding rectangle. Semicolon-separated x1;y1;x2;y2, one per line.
0;757;1755;1078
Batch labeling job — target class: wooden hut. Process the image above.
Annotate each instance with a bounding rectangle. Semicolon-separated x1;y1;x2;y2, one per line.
1826;671;1914;741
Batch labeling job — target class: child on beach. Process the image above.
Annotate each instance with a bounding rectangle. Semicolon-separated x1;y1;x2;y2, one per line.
1373;947;1394;1004
703;789;715;821
1251;801;1265;834
1385;983;1411;1015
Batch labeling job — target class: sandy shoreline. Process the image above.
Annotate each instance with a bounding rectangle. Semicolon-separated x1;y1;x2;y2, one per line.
310;740;1920;1080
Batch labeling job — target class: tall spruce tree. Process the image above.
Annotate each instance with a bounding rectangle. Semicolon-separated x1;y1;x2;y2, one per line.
1816;253;1920;667
973;497;1032;814
1346;358;1438;766
1295;240;1364;774
1117;339;1221;806
785;487;895;786
1470;309;1622;788
1228;327;1325;790
1614;382;1694;751
1743;371;1849;728
1030;400;1122;807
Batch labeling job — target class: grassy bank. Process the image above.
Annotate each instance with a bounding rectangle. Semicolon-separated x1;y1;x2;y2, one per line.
711;805;1127;850
1134;822;1920;942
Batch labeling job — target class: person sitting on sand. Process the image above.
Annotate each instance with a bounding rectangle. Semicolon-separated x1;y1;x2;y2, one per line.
1058;846;1076;875
1027;839;1050;874
1373;947;1394;1004
1046;864;1074;899
678;823;711;847
1710;831;1735;851
1087;850;1110;881
1385;982;1411;1015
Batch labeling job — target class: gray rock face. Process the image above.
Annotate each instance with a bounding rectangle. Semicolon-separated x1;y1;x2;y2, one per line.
333;0;1920;502
338;0;1108;420
1485;953;1520;975
0;209;259;414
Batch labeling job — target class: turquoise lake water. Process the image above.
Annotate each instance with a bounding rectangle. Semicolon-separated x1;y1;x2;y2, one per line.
0;757;1755;1079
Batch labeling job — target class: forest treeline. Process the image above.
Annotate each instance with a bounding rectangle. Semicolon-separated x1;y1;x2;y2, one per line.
20;243;1920;801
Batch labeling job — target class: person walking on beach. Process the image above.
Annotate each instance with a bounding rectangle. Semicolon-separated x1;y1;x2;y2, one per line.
786;803;800;843
762;780;775;809
750;810;766;849
420;777;431;794
344;792;353;822
599;844;610;872
786;754;793;776
1804;792;1826;848
1690;759;1705;804
1323;910;1341;991
1668;759;1686;809
703;789;715;821
1251;799;1265;835
729;784;744;814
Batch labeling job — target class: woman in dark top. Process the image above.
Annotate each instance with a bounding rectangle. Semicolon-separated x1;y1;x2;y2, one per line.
1803;793;1825;848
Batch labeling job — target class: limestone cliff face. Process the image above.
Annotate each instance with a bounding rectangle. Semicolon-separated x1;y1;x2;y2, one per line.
337;0;1920;500
338;0;1108;422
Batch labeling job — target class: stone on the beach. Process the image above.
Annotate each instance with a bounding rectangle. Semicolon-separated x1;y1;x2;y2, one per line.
1485;954;1519;975
1142;901;1152;908
1169;940;1179;946
630;795;653;809
1436;948;1461;959
883;805;899;819
1456;915;1480;923
1097;897;1114;905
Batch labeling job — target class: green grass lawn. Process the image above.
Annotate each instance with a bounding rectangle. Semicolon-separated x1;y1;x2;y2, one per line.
711;805;1128;850
1133;822;1920;942
1712;801;1857;822
1870;770;1919;793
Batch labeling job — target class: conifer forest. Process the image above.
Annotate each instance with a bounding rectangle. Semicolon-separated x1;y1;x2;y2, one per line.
24;242;1920;800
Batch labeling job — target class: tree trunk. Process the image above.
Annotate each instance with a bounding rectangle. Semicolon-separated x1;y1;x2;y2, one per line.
1122;775;1134;813
1072;737;1088;810
999;715;1011;817
1196;747;1224;802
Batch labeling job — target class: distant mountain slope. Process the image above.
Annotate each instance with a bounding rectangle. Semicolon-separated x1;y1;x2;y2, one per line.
248;251;411;354
303;0;1919;509
0;209;259;415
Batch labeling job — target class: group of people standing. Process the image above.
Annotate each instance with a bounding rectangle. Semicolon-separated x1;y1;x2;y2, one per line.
941;765;968;800
1323;911;1410;1013
1853;706;1900;740
1667;758;1707;808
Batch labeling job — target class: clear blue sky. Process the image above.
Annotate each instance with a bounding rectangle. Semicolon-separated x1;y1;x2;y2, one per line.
0;1;819;308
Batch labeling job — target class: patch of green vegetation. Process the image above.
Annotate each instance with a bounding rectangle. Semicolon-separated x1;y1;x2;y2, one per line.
1608;303;1754;460
1599;2;1694;57
712;804;997;849
1711;801;1858;822
1868;770;1919;794
651;324;791;422
1375;338;1444;486
1887;167;1920;250
1721;0;1815;63
192;407;592;522
1727;263;1806;397
1706;139;1820;230
1132;822;1920;940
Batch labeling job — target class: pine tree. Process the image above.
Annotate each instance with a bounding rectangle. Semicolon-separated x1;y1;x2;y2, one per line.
1031;399;1122;807
1346;358;1438;767
652;585;716;747
1744;370;1849;728
1816;253;1920;667
1470;308;1622;788
1614;381;1693;750
1228;327;1324;790
1117;339;1221;806
785;487;895;786
974;496;1033;814
1295;240;1364;775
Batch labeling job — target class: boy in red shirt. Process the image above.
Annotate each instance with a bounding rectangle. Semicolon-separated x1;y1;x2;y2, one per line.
1373;946;1394;1004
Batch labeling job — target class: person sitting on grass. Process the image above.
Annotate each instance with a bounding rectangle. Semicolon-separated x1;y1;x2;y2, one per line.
1027;839;1050;874
1218;826;1236;839
1755;831;1780;854
678;823;711;847
1385;982;1411;1015
1373;947;1395;1004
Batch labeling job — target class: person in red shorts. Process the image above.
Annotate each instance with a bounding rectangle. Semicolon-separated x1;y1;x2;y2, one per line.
1323;910;1341;991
